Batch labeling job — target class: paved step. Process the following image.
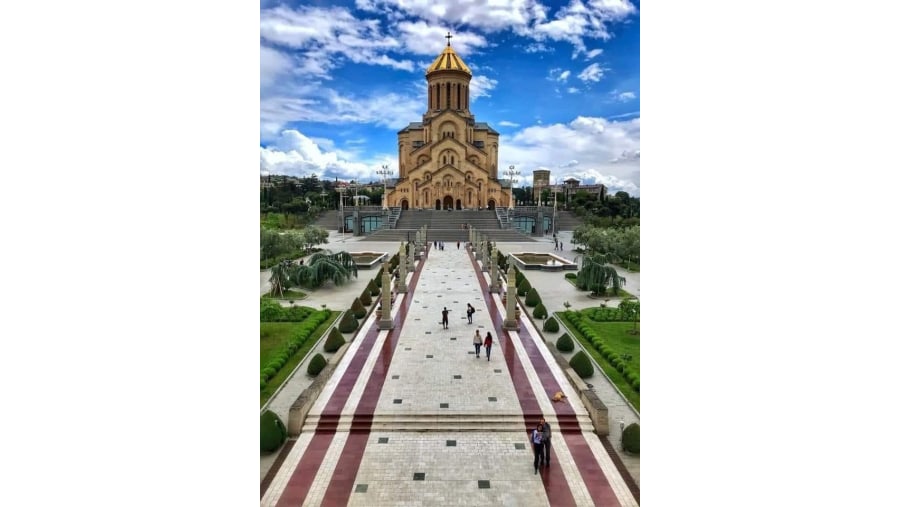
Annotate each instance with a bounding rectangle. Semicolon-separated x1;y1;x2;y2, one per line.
302;413;592;433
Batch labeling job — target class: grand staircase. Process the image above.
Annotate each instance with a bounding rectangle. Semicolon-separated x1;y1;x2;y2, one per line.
362;209;535;242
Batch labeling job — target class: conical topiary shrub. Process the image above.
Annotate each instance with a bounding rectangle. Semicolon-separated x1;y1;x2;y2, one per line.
543;316;559;332
323;327;346;353
569;350;594;378
525;288;541;307
260;410;287;454
367;279;380;296
533;303;548;319
374;275;382;288
338;310;359;333
517;279;531;297
307;353;327;376
622;423;640;454
360;289;372;306
556;333;574;352
351;297;366;319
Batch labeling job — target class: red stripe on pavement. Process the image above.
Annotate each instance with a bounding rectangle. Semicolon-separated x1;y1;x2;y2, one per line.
317;247;428;505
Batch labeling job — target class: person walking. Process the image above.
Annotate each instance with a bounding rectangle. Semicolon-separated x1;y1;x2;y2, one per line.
540;416;552;467
466;303;475;324
457;241;460;249
531;422;544;474
442;307;451;329
473;329;483;358
483;332;493;361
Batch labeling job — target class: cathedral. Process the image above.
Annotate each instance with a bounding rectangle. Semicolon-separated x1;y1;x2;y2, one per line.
385;36;509;210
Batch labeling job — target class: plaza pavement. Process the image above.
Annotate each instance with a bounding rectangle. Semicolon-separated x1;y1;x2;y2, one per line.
260;230;640;504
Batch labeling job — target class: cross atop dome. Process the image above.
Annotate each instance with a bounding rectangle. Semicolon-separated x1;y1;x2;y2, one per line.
445;31;452;46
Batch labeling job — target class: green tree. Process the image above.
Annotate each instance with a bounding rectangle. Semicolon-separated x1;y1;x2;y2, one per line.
619;298;640;334
268;260;292;297
291;251;358;289
576;253;625;296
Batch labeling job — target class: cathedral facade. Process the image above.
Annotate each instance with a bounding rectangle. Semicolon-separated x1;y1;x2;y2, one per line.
385;38;509;210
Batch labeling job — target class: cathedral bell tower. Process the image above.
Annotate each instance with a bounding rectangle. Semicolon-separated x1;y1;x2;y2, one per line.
424;32;473;122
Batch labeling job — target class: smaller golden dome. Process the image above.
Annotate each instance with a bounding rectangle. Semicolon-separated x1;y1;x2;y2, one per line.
426;44;472;75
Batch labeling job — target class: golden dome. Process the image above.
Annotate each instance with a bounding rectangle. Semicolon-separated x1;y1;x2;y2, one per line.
426;44;472;75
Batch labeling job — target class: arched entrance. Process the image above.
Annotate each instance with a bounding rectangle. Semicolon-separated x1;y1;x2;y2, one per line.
401;199;409;210
443;195;453;209
455;199;462;210
487;199;496;210
435;199;441;210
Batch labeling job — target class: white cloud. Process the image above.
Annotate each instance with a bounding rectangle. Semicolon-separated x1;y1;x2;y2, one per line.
260;86;425;141
499;121;521;127
559;70;571;81
394;20;489;56
567;87;580;94
260;45;293;91
500;115;640;195
616;91;636;101
359;0;542;33
524;42;553;53
469;75;499;100
259;5;414;76
261;130;397;182
354;0;636;54
584;48;603;59
578;62;605;82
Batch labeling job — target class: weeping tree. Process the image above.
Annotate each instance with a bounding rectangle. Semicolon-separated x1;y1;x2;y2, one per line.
292;250;359;289
576;252;626;296
268;260;293;297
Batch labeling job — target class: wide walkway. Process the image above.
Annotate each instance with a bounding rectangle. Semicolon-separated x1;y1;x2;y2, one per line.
260;241;639;506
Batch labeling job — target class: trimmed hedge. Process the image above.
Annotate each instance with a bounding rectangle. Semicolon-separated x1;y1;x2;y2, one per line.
622;423;640;454
569;350;594;378
360;289;372;306
323;327;346;353
525;288;541;307
556;333;574;352
307;353;327;376
367;279;380;296
260;410;287;454
351;297;366;319
533;303;548;319
564;272;577;280
260;309;331;386
260;299;314;322
543;316;559;332
338;311;359;333
517;280;530;297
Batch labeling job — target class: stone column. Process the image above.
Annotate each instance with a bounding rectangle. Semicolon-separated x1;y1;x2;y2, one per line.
406;238;415;270
481;240;489;272
379;262;394;330
474;232;482;261
536;209;544;237
353;208;361;236
490;247;501;293
503;264;518;330
397;242;408;293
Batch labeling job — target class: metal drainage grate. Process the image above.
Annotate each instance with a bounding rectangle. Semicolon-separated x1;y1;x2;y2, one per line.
488;397;497;402
393;399;402;404
446;440;456;446
413;473;425;481
392;375;400;379
453;375;462;379
515;443;526;450
355;484;368;493
440;403;449;408
378;437;389;444
478;480;491;489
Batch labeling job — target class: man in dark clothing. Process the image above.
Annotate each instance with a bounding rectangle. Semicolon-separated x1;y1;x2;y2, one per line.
441;307;450;329
540;416;552;466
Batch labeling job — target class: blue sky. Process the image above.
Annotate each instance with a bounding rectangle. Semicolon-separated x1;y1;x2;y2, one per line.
260;0;640;195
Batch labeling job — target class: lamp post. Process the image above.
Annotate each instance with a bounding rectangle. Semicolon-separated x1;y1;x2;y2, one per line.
337;186;346;242
377;164;393;210
504;165;520;210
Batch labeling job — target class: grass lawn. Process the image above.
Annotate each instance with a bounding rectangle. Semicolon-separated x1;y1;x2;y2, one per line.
558;313;640;411
261;289;308;300
260;311;339;407
614;261;640;273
